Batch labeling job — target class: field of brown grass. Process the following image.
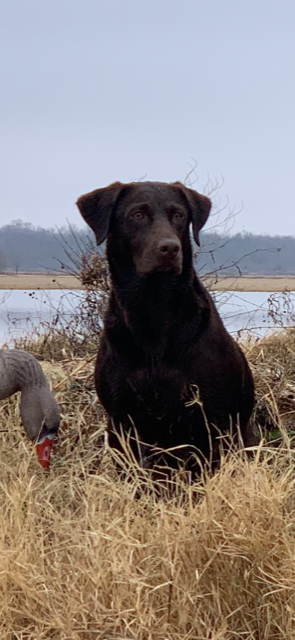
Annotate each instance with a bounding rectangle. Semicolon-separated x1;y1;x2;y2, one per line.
1;330;295;638
1;273;295;291
0;273;82;290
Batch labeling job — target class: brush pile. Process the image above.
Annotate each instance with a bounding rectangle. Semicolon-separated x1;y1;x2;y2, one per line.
247;328;295;441
1;329;295;638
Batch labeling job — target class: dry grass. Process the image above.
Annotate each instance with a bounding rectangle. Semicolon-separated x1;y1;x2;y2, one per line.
0;274;82;290
1;332;295;638
2;273;295;292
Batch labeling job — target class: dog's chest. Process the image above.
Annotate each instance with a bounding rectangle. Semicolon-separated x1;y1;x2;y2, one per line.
126;363;190;419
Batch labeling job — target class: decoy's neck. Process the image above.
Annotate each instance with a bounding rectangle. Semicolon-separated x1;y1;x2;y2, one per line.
0;349;47;398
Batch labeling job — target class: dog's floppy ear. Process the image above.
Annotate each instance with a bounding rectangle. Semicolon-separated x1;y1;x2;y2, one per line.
76;182;123;245
173;182;211;246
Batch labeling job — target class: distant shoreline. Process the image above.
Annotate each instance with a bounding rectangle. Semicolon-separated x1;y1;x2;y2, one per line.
1;273;295;292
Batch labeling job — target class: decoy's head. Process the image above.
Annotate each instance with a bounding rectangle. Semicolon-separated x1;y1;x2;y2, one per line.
20;387;60;469
35;422;59;469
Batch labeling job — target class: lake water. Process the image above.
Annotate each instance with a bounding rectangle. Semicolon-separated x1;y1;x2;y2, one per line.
0;288;294;345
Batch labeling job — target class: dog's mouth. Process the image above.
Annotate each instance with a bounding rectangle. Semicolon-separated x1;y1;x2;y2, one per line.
136;252;183;276
155;261;182;275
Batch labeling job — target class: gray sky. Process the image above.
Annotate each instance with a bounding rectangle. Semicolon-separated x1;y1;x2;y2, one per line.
1;0;294;235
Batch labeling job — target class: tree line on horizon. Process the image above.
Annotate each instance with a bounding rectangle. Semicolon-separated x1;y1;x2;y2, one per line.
0;219;294;276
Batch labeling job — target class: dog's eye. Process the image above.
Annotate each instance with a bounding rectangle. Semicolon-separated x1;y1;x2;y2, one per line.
173;212;184;221
131;211;145;221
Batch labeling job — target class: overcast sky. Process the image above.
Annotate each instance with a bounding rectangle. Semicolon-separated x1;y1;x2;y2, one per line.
0;0;294;235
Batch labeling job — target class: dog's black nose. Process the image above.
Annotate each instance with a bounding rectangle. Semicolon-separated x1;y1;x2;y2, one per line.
157;239;181;257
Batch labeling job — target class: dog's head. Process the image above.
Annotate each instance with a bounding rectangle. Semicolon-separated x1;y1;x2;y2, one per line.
77;181;211;276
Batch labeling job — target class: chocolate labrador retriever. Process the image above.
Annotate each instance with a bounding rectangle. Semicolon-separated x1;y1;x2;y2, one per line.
77;181;254;472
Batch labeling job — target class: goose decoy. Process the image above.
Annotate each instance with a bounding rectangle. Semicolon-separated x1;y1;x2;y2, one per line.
0;348;60;468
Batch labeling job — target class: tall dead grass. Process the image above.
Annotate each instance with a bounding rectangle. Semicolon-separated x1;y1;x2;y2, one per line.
1;330;295;639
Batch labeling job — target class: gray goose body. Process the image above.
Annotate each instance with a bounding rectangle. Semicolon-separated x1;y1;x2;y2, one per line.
0;349;60;467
